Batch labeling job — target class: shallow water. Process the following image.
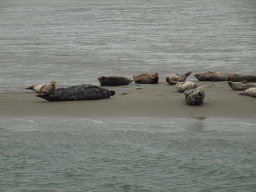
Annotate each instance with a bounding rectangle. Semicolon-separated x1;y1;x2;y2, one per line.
1;117;256;192
0;0;256;92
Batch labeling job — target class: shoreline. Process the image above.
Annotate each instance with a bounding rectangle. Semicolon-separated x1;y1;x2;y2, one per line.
1;81;255;119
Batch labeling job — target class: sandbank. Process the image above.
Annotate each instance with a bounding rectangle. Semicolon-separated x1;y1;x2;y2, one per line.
0;81;255;119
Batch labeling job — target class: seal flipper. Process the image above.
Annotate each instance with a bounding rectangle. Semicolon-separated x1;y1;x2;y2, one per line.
239;91;246;95
39;85;46;92
185;72;192;77
25;85;34;90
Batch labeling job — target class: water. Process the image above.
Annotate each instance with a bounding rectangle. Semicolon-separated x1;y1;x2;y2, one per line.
1;0;256;191
0;0;256;92
1;117;256;192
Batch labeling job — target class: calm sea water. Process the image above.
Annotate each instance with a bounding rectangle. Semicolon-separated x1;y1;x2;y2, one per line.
1;0;256;191
0;0;256;92
1;117;256;192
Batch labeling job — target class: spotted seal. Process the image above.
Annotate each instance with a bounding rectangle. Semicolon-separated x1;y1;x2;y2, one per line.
166;72;192;85
226;75;256;82
98;76;133;86
194;71;238;81
133;73;159;84
36;84;115;101
25;80;56;93
228;81;256;91
184;87;205;105
239;88;256;98
176;81;198;93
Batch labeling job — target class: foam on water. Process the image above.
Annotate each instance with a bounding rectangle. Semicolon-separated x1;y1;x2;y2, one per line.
1;116;256;133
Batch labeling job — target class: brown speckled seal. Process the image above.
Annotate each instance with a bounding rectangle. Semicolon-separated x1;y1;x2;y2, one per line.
184;87;205;105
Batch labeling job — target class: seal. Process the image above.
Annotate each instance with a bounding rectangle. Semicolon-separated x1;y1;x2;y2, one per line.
194;71;238;81
176;81;198;93
133;73;159;84
226;75;256;82
166;72;192;85
25;80;56;93
239;88;256;98
228;81;256;91
98;76;133;86
184;87;205;105
36;84;115;101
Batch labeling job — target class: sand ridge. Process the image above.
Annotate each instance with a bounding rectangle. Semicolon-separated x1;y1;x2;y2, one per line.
0;81;255;119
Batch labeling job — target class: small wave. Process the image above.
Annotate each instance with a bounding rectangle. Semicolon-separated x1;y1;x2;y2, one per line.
14;119;34;123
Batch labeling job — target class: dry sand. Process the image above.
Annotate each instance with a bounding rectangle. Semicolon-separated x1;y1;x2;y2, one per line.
0;81;255;119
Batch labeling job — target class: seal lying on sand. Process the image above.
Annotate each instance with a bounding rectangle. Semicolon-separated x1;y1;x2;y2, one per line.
166;72;192;85
98;76;133;86
226;75;256;82
239;88;256;98
133;73;159;84
26;80;56;93
176;81;198;93
184;87;205;105
36;84;115;101
228;81;256;91
194;71;238;81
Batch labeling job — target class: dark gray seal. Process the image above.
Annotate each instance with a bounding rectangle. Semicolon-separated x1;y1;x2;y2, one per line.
184;87;205;105
98;76;133;86
36;84;115;101
226;75;256;82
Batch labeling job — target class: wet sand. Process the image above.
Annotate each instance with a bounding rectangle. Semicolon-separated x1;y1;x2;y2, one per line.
1;81;255;119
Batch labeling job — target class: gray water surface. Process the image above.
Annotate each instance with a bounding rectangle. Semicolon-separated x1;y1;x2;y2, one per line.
1;117;256;192
0;0;256;92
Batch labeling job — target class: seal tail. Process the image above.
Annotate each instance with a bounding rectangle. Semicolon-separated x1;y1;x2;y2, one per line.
25;86;33;90
239;91;246;95
185;71;192;77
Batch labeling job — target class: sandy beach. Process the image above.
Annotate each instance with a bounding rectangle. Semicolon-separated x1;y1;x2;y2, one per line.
1;81;255;119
